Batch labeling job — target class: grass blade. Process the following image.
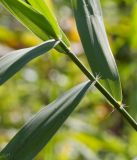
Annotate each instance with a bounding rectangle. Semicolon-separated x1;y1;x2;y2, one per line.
0;0;60;40
26;0;70;51
27;0;60;38
71;0;122;102
0;0;70;52
0;81;93;160
0;39;59;85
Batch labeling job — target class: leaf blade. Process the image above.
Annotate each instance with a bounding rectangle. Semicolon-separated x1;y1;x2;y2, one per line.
0;0;60;40
26;0;70;51
27;0;60;37
0;39;59;85
0;81;93;160
0;0;70;52
71;0;122;102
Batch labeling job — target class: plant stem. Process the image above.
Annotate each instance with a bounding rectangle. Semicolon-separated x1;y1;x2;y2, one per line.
59;41;137;131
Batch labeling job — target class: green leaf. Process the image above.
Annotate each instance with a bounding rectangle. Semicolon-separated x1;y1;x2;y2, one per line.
0;0;60;40
0;81;93;160
26;0;70;51
0;0;70;52
27;0;60;38
71;0;122;102
60;30;71;49
0;39;59;85
28;0;60;36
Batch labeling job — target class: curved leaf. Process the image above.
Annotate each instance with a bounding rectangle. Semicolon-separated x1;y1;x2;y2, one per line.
0;0;70;53
71;0;122;102
0;81;93;160
0;0;60;40
26;0;70;51
27;0;60;38
0;39;59;85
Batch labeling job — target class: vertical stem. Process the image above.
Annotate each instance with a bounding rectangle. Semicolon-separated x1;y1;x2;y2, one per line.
59;41;137;131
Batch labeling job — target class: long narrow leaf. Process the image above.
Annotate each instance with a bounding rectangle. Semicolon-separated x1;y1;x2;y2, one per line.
72;0;122;102
26;0;70;51
0;0;60;40
27;0;60;38
0;0;70;52
0;39;59;85
0;81;93;160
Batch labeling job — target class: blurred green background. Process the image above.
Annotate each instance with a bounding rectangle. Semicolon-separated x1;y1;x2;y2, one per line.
0;0;137;159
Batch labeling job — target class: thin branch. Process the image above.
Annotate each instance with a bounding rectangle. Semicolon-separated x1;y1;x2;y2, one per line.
59;40;137;131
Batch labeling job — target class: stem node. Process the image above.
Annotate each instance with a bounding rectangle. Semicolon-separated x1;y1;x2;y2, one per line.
59;40;137;131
